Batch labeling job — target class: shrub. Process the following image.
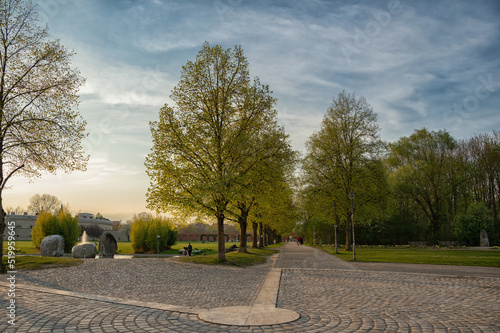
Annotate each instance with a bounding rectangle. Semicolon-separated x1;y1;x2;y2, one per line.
130;213;177;253
455;202;494;246
31;210;81;252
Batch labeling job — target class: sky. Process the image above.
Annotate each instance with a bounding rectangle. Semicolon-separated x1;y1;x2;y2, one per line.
4;0;500;222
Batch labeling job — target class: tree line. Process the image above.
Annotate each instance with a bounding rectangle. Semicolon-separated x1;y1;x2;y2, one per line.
145;43;298;260
300;91;499;247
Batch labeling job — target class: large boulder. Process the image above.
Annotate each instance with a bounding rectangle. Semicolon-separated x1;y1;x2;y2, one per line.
40;235;64;257
72;243;97;258
99;231;117;258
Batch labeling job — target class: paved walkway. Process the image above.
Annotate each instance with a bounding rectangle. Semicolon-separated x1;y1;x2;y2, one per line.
0;243;499;332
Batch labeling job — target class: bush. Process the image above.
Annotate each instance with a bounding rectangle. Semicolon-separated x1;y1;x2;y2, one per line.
455;202;494;246
31;210;81;252
130;213;177;253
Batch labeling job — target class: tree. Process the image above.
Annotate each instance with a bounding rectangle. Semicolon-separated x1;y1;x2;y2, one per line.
129;213;177;253
387;128;461;242
31;210;57;249
31;209;80;252
80;224;104;240
459;132;500;241
455;202;494;246
0;0;86;272
146;43;286;260
301;91;383;250
228;124;295;252
27;193;61;214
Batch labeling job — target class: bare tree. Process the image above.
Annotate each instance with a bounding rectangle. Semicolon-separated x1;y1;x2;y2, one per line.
0;0;87;273
27;193;61;214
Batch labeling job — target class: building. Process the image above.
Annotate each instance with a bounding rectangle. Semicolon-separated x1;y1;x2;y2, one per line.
2;212;114;241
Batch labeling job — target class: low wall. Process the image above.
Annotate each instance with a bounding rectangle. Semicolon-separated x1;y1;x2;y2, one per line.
177;233;252;242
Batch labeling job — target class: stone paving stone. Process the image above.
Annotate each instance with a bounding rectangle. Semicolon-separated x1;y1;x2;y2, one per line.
1;243;499;332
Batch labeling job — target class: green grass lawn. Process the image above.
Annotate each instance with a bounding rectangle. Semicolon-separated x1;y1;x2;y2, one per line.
4;241;499;268
319;246;500;267
115;241;246;255
176;245;280;266
1;241;281;270
3;240;259;255
2;256;83;270
2;240;40;254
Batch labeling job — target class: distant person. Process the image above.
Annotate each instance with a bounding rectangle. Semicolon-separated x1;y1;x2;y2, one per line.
297;236;301;245
187;243;193;256
300;237;303;245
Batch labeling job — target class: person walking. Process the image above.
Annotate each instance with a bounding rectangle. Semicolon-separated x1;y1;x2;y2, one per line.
187;243;193;256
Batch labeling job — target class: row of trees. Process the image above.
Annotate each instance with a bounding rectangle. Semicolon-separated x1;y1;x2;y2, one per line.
300;91;499;247
145;43;297;260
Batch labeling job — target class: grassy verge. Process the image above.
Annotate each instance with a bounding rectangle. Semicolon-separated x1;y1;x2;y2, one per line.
2;240;40;254
176;245;281;267
2;256;84;270
318;245;500;267
2;241;282;268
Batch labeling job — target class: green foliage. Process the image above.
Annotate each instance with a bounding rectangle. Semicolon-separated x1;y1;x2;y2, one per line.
0;0;87;272
130;213;177;253
31;211;57;248
146;42;296;260
301;91;385;249
31;210;80;252
387;128;464;242
455;203;494;246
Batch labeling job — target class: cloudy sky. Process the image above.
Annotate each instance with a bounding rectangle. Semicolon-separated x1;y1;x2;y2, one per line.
5;0;500;222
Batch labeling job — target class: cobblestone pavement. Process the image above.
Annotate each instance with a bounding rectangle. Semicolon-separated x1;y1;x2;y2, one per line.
1;244;499;332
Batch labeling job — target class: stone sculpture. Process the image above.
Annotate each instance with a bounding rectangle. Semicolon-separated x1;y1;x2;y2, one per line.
480;229;489;247
72;243;97;258
99;231;117;258
40;235;64;257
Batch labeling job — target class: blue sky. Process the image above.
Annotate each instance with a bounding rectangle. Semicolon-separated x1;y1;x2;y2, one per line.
5;0;500;222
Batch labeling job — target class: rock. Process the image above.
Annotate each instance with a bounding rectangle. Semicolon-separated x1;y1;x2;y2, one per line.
72;243;97;258
99;231;117;258
40;235;64;257
480;229;489;247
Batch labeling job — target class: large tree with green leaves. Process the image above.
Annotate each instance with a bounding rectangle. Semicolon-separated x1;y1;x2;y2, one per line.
302;91;383;250
0;0;86;272
387;128;464;242
146;43;286;260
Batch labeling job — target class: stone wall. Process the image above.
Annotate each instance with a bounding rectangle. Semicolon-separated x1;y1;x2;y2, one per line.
2;214;115;241
177;233;252;242
2;215;36;241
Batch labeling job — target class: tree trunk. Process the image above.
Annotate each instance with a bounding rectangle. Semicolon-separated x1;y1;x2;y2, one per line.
259;222;263;247
252;222;258;248
216;212;226;261
345;215;351;251
238;209;248;253
0;194;6;273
